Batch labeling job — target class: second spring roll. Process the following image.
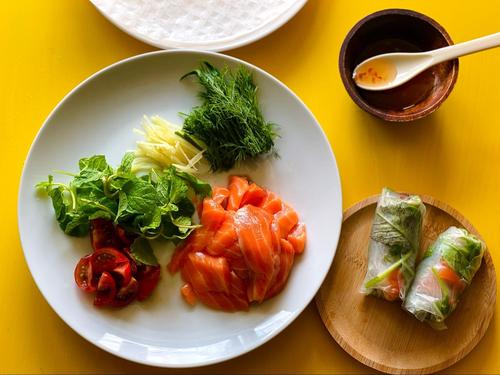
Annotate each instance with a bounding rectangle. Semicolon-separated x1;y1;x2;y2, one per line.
361;188;426;301
404;226;485;329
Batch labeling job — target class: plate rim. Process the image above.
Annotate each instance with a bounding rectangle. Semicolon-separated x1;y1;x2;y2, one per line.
90;0;308;52
17;48;343;367
315;193;496;374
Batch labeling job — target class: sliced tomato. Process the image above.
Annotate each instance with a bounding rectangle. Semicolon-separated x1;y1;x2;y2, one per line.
115;225;134;247
111;277;139;307
136;265;161;301
90;219;121;251
94;271;117;306
74;254;97;292
91;247;129;274
122;247;138;275
383;268;401;301
112;261;132;286
438;261;465;291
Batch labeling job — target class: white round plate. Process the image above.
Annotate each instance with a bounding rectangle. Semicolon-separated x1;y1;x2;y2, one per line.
90;0;308;51
18;50;342;367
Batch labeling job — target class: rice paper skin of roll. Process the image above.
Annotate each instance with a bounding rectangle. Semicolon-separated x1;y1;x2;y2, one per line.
361;188;425;301
404;226;485;330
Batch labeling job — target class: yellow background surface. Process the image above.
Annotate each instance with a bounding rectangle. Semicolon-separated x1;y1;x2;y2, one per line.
2;0;500;373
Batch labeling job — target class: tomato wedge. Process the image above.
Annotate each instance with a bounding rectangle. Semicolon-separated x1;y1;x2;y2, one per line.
136;265;161;301
94;271;117;306
115;225;134;247
438;261;465;291
383;268;401;301
91;247;129;274
74;255;97;292
90;219;121;251
111;277;139;307
112;261;132;286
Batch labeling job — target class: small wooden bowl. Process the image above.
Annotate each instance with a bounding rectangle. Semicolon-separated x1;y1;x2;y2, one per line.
316;195;496;374
339;9;459;122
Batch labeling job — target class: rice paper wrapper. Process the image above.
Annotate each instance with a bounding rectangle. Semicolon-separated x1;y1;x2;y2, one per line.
404;226;485;330
361;188;425;301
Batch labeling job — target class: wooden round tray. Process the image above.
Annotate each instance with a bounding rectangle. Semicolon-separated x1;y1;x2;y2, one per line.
316;195;496;374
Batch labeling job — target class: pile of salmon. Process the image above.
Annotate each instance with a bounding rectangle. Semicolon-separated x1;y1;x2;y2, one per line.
168;176;306;311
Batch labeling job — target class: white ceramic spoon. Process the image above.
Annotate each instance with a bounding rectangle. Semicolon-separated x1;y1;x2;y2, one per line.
353;32;500;91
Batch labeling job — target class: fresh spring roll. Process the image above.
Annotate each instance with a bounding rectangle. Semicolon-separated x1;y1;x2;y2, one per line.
404;226;485;330
361;188;425;301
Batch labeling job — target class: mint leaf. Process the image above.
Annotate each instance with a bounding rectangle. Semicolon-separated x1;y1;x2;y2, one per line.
139;207;162;233
115;191;128;221
45;187;88;236
122;179;156;214
156;167;189;206
116;152;135;177
48;187;68;222
175;169;212;197
174;196;196;218
171;215;199;234
78;155;111;173
87;210;114;221
35;175;54;192
130;237;159;266
63;211;89;236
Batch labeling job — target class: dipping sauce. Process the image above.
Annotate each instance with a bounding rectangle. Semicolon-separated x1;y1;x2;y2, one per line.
355;38;438;111
353;58;397;88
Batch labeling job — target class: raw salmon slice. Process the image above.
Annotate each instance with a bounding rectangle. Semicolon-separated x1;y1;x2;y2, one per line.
265;239;295;299
170;175;306;312
195;289;249;311
206;212;237;256
229;271;247;300
167;227;213;273
240;183;267;207
227;176;249;211
200;198;226;231
247;272;273;303
274;204;299;238
212;186;230;208
259;191;283;214
181;283;197;305
234;205;275;275
248;249;281;303
287;222;306;254
270;219;282;254
230;256;250;280
222;242;243;260
181;252;231;294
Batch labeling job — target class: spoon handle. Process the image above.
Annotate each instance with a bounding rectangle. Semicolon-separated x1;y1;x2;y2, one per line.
430;32;500;64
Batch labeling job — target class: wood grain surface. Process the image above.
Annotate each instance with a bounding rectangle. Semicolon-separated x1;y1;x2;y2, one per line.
316;195;496;374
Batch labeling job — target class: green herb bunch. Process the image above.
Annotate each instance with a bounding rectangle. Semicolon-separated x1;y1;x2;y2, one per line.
36;153;211;240
180;62;278;171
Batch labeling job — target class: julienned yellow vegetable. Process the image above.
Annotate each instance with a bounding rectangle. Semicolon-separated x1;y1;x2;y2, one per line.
133;115;208;174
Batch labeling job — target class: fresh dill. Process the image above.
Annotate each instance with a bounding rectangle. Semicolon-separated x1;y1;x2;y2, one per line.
180;62;278;171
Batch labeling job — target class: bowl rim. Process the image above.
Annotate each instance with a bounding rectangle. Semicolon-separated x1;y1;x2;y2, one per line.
339;8;459;122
